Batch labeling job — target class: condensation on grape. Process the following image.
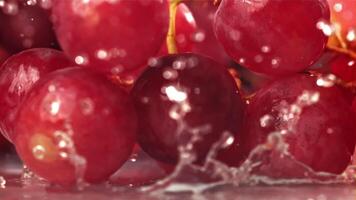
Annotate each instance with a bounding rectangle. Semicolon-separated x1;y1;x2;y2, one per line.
333;3;343;12
162;69;178;80
346;30;355;42
75;55;89;66
193;31;205;43
316;20;333;36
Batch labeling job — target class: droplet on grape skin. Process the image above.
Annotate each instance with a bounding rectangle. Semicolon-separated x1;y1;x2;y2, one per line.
214;0;330;77
237;74;356;175
13;68;137;185
0;1;58;53
52;0;169;77
0;48;73;142
131;53;245;164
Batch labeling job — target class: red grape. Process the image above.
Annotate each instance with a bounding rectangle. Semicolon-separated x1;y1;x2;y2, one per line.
13;68;137;185
214;0;330;76
0;0;58;53
159;2;197;55
109;145;172;186
237;74;356;175
0;48;72;142
0;47;9;64
329;53;356;83
52;0;169;76
131;53;244;164
186;1;231;65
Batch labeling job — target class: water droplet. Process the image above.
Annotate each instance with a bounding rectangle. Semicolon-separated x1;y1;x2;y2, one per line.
163;69;178;80
316;74;336;87
261;45;270;53
32;145;46;160
193;31;205;42
346;29;355;42
75;55;89;65
165;86;187;102
0;176;6;189
80;98;94;115
260;114;274;127
333;3;343;12
316;20;333;36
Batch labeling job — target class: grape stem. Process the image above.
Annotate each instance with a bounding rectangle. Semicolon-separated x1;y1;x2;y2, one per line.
167;0;182;54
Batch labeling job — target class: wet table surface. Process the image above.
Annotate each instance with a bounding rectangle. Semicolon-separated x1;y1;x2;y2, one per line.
1;153;356;200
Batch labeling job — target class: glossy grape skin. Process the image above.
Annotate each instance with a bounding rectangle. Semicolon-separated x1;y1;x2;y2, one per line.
236;74;356;174
327;0;356;51
0;47;9;65
109;145;173;186
329;54;356;83
13;68;137;185
52;0;169;76
0;0;58;53
214;0;330;77
131;53;244;164
186;1;231;65
0;48;73;142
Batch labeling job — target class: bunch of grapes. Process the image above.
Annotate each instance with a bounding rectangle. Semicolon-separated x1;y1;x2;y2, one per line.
0;0;355;187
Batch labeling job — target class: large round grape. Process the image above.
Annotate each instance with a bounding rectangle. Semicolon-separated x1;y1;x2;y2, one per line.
239;74;356;175
52;0;169;76
214;0;330;77
14;68;137;185
131;53;245;164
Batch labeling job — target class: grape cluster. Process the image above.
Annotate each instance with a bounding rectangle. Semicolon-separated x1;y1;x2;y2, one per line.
0;0;355;186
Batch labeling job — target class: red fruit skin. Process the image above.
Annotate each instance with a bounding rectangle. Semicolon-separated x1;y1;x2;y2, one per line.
214;0;330;77
186;1;231;65
0;48;9;65
109;146;173;186
329;54;356;83
131;53;244;164
52;0;169;76
13;68;137;185
236;74;356;174
159;2;197;55
0;0;58;53
0;48;73;142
